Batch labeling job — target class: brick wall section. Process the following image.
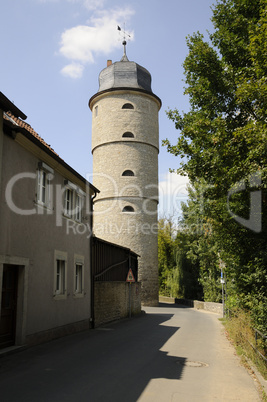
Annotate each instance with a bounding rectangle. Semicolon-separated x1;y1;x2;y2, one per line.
94;281;141;327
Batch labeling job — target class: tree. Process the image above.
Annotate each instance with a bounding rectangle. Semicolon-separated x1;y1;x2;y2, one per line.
158;218;176;296
176;182;220;302
164;0;267;331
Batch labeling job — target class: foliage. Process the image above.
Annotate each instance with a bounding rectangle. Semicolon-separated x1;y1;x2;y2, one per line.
163;0;267;330
158;217;202;299
158;218;176;296
223;308;267;380
177;182;221;302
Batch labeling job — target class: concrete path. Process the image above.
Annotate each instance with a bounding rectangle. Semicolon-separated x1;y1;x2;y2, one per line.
0;304;261;401
140;304;261;401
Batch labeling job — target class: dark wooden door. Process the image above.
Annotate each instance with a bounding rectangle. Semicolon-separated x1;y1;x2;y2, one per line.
0;265;18;348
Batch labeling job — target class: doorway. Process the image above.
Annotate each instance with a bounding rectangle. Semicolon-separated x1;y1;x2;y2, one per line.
0;264;18;348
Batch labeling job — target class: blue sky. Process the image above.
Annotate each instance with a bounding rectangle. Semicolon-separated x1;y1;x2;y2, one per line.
1;0;215;219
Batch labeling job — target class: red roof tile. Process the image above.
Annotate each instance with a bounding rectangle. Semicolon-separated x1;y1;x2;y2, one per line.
3;111;60;157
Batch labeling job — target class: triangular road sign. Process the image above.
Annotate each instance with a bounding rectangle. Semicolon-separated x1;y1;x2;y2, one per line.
126;268;135;283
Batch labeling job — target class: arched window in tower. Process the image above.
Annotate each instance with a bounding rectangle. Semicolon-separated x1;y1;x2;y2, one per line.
122;170;134;176
122;206;135;213
122;103;134;110
122;132;134;138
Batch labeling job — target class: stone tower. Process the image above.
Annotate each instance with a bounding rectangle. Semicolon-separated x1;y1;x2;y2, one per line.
89;45;161;306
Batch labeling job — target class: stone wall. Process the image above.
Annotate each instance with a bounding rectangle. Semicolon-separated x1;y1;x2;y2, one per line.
91;91;160;307
176;299;223;315
159;296;223;315
94;281;141;327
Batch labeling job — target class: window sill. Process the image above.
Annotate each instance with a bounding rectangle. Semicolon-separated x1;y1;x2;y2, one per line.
35;202;53;211
53;294;67;300
73;292;85;299
63;214;82;224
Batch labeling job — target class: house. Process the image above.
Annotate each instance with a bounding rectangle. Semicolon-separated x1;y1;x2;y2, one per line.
0;92;99;348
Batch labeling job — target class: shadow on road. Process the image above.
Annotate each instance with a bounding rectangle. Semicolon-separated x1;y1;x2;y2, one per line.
0;308;186;401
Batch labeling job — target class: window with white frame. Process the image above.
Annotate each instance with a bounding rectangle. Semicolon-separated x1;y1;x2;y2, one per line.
37;162;54;208
75;194;82;222
75;264;82;293
63;180;84;222
54;251;67;299
64;188;74;217
74;255;84;297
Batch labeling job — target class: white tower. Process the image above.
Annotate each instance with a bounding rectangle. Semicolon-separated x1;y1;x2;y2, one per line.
89;44;161;306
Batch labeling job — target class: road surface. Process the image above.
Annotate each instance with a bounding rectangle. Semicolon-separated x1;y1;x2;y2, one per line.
0;303;261;401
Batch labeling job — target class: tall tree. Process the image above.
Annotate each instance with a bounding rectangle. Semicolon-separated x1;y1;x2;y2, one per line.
164;0;267;331
158;218;176;295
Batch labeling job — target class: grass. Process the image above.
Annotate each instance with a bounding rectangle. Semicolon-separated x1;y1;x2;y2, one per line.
220;309;267;400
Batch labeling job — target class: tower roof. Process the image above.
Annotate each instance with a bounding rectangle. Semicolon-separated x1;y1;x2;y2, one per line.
89;46;162;110
98;59;153;93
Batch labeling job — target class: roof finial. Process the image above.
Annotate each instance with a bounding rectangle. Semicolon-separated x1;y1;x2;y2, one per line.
117;24;130;61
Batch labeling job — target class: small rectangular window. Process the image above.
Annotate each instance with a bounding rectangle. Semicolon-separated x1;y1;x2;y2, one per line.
63;182;84;222
75;264;83;293
37;170;50;206
36;162;54;208
64;188;74;217
76;194;82;222
95;105;98;117
39;170;46;203
54;251;67;299
56;260;65;295
74;255;85;297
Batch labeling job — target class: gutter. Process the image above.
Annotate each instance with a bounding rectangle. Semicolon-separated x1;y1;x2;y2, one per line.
90;189;98;329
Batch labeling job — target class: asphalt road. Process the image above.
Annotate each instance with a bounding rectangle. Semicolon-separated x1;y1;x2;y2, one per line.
0;304;261;401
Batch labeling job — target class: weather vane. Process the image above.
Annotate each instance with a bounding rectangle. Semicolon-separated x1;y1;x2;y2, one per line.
117;24;131;60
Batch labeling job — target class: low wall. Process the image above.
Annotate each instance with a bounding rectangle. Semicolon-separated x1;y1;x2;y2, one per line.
94;282;141;327
159;296;176;304
159;296;223;315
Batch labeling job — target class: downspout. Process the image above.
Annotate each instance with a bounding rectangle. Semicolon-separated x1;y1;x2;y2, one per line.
90;189;98;329
0;110;3;200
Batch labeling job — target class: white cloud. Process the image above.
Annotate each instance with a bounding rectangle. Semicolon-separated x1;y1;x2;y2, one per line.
37;0;60;3
38;0;105;8
59;7;135;78
61;62;84;78
65;0;106;10
159;172;190;218
82;0;106;10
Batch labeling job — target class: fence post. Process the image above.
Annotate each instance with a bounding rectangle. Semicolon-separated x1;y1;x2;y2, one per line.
129;282;131;318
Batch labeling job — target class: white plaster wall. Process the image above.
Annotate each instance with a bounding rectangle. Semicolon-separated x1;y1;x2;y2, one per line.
0;134;92;339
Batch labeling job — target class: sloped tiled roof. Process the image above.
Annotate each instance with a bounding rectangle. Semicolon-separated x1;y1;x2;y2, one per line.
2;97;99;193
0;91;27;119
4;111;59;156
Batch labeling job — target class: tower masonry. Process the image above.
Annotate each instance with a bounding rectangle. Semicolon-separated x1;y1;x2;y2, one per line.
89;48;161;306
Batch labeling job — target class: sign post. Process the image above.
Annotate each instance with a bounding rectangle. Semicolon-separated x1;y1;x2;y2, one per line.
126;268;135;318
